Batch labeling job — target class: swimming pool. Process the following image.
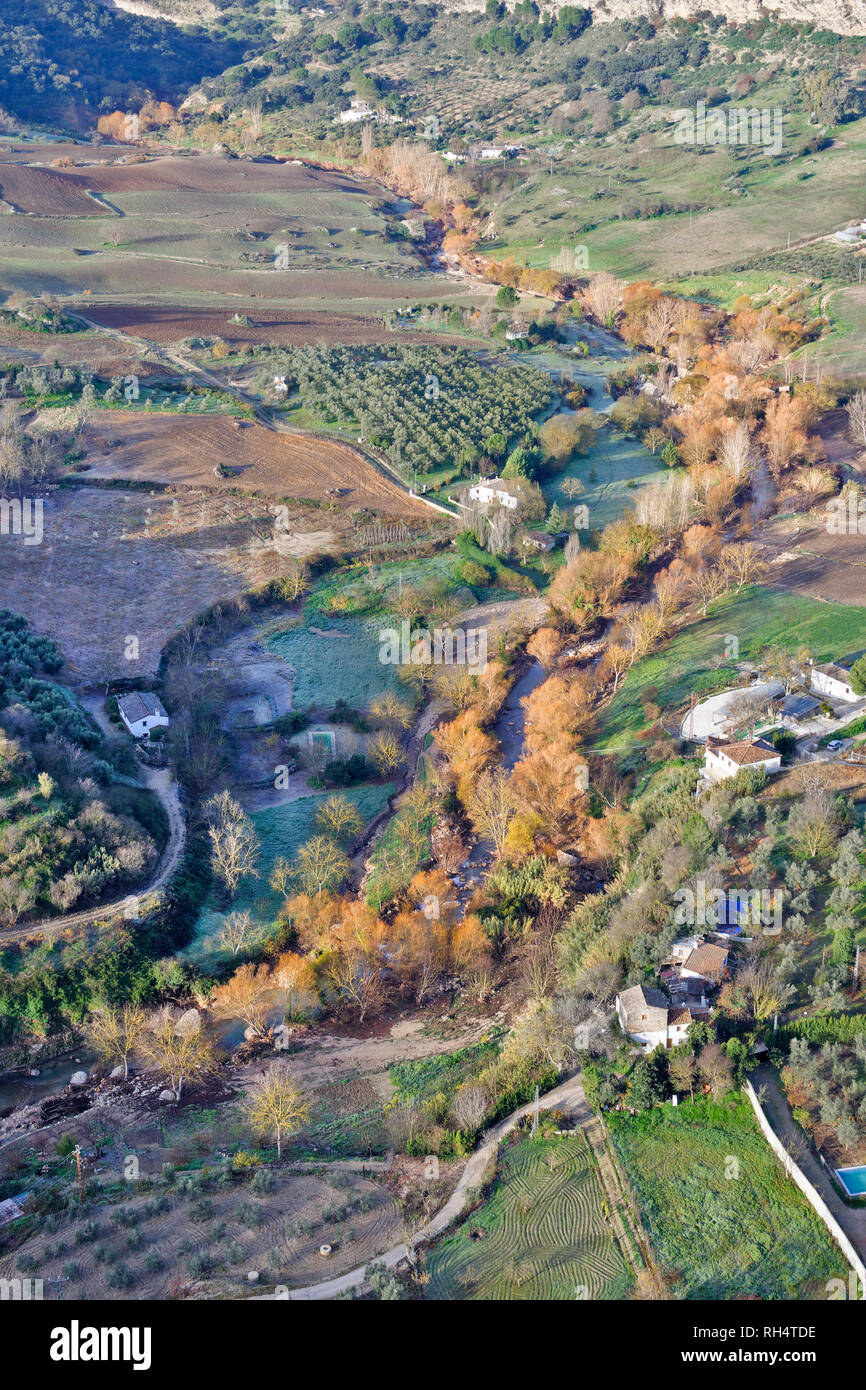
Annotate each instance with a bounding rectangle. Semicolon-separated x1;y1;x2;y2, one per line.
836;1166;866;1197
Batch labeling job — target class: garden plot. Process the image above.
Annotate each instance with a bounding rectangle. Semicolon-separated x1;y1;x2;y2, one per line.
425;1133;633;1301
607;1094;847;1300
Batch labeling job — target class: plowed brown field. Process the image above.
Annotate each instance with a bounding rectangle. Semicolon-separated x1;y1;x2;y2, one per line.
0;153;370;216
82;304;453;347
81;410;431;518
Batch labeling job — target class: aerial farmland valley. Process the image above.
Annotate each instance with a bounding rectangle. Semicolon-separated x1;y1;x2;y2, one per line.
1;0;866;1355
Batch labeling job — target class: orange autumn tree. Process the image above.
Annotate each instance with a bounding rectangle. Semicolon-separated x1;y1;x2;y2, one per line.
761;394;814;480
277;890;339;953
434;709;497;807
324;901;390;1021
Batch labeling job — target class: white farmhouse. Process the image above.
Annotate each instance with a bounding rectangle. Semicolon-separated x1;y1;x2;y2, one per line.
810;651;865;704
339;100;374;124
467;479;519;510
704;735;781;782
616;985;693;1052
117;692;169;739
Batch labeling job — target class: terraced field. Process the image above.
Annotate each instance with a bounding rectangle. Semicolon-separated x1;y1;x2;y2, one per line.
425;1133;633;1301
0;146;469;308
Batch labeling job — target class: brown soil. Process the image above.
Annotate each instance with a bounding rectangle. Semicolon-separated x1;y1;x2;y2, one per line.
0;153;372;215
82;303;465;348
80;410;432;518
761;514;866;605
0;1167;403;1299
0;485;350;684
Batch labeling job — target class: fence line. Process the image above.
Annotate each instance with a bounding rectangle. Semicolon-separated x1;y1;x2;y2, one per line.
745;1079;866;1291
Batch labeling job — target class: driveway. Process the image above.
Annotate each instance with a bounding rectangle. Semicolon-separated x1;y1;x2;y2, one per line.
754;1064;866;1266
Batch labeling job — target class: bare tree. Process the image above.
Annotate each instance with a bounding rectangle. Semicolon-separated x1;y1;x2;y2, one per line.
86;1005;146;1079
140;1007;218;1100
846;389;866;451
204;791;260;898
584;271;622;328
219;909;254;957
244;1065;309;1159
717;421;756;483
719;541;768;592
470;766;520;857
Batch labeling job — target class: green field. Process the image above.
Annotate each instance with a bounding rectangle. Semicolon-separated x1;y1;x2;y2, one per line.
607;1094;847;1300
425;1133;634;1301
187;783;393;961
390;1038;502;1108
267;618;404;710
545;429;664;529
594;585;866;749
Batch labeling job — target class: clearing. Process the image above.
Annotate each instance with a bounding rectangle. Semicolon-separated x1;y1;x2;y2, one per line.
424;1131;634;1301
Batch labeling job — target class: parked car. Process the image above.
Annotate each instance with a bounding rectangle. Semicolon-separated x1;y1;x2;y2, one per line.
827;740;843;750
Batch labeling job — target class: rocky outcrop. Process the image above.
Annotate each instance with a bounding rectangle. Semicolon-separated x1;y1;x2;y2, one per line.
429;0;863;36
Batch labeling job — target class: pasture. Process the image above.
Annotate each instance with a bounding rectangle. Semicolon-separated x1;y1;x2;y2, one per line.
267;618;404;709
607;1094;847;1300
425;1132;633;1301
594;585;866;750
188;783;394;963
0;149;470;309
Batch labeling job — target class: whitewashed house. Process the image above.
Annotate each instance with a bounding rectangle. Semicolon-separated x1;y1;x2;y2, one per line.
810;651;865;704
339;100;374;124
116;692;169;739
704;735;781;782
467;479;519;510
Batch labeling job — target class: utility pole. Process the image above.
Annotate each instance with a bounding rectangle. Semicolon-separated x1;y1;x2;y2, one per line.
530;1085;540;1139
